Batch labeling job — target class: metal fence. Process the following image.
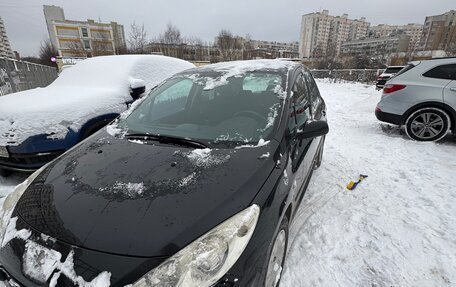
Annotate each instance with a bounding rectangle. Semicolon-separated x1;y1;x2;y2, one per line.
310;69;384;84
0;57;58;97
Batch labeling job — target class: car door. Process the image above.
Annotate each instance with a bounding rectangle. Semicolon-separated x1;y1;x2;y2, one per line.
441;64;456;111
288;70;314;201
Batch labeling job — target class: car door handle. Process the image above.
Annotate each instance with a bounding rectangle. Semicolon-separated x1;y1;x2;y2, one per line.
450;88;456;92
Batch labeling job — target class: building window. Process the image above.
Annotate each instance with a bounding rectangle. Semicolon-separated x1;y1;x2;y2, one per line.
81;27;89;38
83;39;91;49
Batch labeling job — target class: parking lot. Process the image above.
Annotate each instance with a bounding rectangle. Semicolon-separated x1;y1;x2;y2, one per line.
1;79;455;286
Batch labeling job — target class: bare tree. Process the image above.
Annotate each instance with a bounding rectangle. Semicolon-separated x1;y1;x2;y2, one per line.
39;39;58;67
216;29;243;62
128;22;148;54
156;23;184;58
159;23;183;45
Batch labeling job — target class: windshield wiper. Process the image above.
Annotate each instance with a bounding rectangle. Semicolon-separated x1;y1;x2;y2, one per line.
125;133;210;149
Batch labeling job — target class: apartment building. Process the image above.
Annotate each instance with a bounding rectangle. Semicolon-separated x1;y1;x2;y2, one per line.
341;34;410;57
0;16;14;58
369;23;423;52
419;10;456;52
43;5;126;58
299;10;370;59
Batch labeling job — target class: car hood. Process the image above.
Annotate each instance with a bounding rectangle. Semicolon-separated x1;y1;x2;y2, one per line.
0;86;128;146
15;130;277;257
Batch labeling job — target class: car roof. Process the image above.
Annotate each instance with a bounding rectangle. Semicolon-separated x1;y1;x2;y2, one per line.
181;59;301;75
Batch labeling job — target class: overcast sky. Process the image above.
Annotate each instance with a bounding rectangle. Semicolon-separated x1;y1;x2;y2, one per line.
1;0;455;56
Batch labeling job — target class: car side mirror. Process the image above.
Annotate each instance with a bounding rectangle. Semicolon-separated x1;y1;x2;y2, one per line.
297;120;329;139
130;79;146;101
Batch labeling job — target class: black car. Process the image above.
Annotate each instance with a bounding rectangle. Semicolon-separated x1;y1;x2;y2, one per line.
0;60;328;287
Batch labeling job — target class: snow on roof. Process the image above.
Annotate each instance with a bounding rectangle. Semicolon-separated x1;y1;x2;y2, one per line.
0;55;194;146
202;59;298;74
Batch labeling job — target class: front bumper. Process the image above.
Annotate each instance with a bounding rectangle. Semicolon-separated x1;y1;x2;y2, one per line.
375;107;404;125
0;150;64;172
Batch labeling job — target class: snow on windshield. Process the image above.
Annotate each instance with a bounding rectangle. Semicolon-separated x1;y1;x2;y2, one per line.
0;55;194;146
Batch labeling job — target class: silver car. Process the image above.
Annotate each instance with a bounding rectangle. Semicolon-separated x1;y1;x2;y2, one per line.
375;58;456;142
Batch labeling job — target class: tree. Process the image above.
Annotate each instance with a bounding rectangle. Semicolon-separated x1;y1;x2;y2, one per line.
39;39;58;67
216;29;243;62
127;22;148;54
156;23;184;58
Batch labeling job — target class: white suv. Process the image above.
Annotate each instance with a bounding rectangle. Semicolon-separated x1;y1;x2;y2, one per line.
375;58;456;142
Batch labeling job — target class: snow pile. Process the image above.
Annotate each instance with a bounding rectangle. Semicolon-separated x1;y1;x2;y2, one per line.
179;172;197;188
1;217;31;248
183;148;231;168
0;214;111;286
99;181;146;199
235;138;270;149
0;55;194;146
258;152;270;159
281;80;456;287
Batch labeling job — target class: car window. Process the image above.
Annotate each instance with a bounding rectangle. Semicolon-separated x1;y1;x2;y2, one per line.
384;67;403;74
243;74;281;93
289;73;311;130
303;71;321;117
394;64;415;77
149;79;193;121
122;72;285;145
423;64;456;80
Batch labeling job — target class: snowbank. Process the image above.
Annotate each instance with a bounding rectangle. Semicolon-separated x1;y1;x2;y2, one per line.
0;55;194;146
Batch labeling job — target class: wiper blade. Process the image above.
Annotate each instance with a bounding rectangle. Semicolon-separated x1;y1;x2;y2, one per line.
125;133;209;148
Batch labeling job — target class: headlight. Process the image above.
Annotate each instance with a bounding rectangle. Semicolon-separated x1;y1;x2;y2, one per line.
132;204;260;287
0;167;44;241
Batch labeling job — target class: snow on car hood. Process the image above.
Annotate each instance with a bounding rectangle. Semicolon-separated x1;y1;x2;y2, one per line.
0;86;128;145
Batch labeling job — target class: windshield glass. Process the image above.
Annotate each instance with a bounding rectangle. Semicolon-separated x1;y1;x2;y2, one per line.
119;71;286;146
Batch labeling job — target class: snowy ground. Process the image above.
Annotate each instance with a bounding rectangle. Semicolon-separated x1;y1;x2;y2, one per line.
0;80;455;286
282;80;456;287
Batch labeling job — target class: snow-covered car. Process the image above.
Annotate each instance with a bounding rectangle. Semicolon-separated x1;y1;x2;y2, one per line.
0;55;194;173
0;60;328;286
376;66;405;90
375;58;456;141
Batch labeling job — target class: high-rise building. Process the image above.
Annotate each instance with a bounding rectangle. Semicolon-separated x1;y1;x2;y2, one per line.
299;10;370;59
43;5;126;58
0;16;14;58
419;10;456;52
341;34;411;57
369;23;423;52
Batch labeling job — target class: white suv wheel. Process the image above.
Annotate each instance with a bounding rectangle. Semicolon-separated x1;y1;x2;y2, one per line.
405;107;451;142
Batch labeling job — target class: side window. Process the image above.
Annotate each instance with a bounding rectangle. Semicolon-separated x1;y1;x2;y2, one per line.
303;71;322;116
289;73;311;130
150;79;193;121
423;64;456;80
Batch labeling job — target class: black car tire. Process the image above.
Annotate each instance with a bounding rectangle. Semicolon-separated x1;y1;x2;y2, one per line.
405;107;451;142
264;216;289;287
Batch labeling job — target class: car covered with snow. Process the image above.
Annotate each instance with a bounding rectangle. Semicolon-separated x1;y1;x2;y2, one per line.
375;58;456;141
0;60;328;286
0;55;194;173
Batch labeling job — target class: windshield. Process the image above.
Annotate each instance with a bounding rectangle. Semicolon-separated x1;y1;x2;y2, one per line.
119;71;286;146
